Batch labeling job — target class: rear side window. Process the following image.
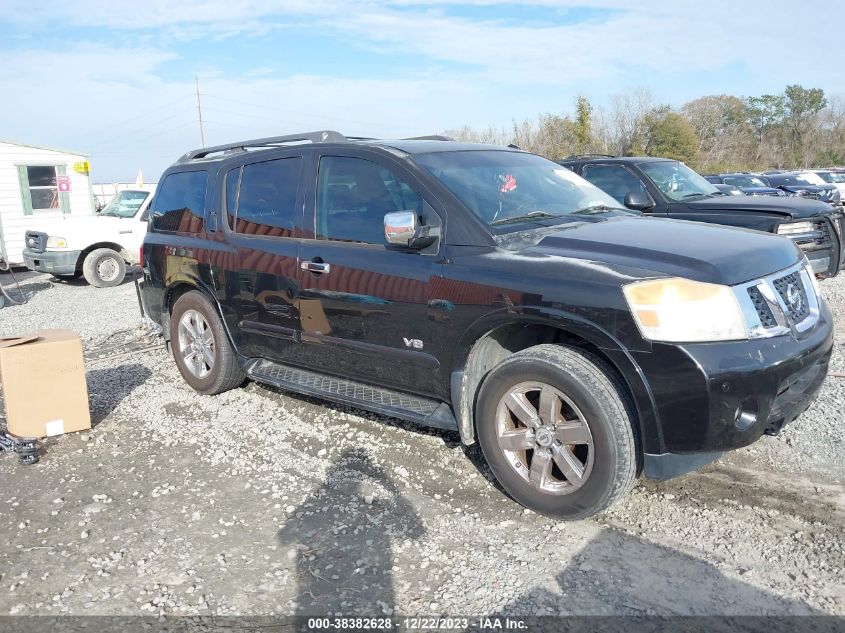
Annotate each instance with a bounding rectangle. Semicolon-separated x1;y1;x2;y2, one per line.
232;157;302;237
150;171;208;233
225;167;241;231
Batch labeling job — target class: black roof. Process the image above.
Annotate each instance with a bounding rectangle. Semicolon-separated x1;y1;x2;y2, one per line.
176;130;518;164
557;156;675;165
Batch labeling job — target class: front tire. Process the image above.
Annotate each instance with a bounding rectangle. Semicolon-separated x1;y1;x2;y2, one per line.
476;344;638;520
171;291;245;395
82;248;126;287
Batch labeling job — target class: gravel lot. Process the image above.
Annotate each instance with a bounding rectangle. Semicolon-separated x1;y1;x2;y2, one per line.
0;268;843;618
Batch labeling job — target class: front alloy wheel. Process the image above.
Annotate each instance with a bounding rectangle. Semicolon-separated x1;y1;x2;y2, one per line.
476;344;638;519
496;381;594;495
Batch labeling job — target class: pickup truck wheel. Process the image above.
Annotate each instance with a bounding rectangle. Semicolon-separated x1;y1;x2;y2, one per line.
171;291;245;395
476;344;637;520
82;248;126;287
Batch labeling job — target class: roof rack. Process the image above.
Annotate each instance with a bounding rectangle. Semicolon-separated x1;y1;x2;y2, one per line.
563;153;616;159
402;135;454;141
178;130;347;162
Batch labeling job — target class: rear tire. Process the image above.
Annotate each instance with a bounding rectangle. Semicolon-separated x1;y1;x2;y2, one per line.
82;248;125;287
475;344;637;520
171;290;245;395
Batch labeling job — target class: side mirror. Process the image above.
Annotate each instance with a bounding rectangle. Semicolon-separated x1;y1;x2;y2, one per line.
384;211;436;250
624;191;655;211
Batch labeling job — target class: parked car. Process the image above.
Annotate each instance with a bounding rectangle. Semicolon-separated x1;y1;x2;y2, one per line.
138;131;833;519
704;173;785;197
22;187;155;286
558;157;843;278
757;171;841;206
812;169;845;199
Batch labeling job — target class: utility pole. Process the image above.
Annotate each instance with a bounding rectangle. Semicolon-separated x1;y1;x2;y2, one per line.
195;76;206;147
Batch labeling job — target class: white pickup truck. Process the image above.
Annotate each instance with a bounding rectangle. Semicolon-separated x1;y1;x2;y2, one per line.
22;187;154;287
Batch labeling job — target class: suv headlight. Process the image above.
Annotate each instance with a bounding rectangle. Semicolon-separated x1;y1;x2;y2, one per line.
46;236;68;248
623;278;746;342
777;221;814;236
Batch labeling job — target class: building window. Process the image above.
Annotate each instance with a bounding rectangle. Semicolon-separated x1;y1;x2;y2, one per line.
26;166;59;210
17;164;70;215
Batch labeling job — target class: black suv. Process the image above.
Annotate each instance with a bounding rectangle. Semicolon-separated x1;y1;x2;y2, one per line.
559;156;844;278
139;132;833;519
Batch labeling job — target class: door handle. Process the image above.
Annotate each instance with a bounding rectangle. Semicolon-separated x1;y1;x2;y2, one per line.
118;230;133;234
301;260;331;274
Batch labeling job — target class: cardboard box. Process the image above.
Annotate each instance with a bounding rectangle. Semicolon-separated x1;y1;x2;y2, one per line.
0;330;91;438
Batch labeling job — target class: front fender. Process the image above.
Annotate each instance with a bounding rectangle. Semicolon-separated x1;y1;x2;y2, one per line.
450;306;663;454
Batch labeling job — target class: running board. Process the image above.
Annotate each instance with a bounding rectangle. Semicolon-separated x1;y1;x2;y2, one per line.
245;359;458;431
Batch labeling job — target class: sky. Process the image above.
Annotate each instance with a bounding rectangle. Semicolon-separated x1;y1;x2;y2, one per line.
1;0;843;182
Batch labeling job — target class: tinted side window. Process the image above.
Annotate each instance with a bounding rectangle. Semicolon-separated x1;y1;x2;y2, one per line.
316;156;423;244
234;158;302;237
225;167;241;231
150;171;208;233
582;165;647;205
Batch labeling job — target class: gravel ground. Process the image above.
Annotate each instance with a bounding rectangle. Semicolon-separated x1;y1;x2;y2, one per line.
0;268;843;618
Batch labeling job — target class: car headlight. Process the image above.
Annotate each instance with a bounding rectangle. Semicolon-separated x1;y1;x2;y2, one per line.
777;221;814;236
46;236;68;248
623;278;746;342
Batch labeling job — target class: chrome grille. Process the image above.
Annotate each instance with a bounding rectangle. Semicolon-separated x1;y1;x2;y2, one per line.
24;231;46;253
772;272;810;324
747;287;777;328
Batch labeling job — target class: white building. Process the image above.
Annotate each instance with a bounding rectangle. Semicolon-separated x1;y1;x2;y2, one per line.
0;140;94;265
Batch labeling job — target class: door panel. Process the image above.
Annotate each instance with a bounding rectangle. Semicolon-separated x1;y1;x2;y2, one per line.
212;155;305;362
294;154;445;397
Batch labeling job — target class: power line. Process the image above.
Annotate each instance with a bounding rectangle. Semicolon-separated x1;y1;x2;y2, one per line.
195;76;206;147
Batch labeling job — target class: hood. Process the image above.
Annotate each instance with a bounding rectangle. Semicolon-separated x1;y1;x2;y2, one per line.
25;214;128;235
522;216;801;286
739;186;783;196
682;193;832;220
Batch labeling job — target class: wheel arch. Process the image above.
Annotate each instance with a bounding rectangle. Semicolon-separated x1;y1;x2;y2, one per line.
161;279;234;350
77;242;132;270
449;308;661;454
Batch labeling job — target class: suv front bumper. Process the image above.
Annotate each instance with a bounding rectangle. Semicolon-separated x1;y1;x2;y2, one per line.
22;248;81;275
634;301;833;480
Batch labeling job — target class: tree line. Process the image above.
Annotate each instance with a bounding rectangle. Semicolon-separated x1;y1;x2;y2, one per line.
445;85;845;173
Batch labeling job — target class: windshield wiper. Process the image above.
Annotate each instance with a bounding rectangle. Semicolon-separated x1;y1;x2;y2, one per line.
681;192;709;200
571;204;625;215
491;211;563;226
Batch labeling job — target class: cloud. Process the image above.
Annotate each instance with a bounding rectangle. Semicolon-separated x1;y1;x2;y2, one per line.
0;1;843;180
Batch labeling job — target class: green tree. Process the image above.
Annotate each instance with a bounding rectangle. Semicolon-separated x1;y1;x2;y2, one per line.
574;95;592;154
782;85;827;165
642;108;699;164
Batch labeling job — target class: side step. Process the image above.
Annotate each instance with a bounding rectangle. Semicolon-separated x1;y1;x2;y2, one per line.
245;359;458;431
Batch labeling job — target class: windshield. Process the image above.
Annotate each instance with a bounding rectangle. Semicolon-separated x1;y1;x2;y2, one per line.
100;190;149;218
768;173;820;187
797;172;826;185
815;171;844;184
638;161;719;201
723;175;768;188
413;151;626;231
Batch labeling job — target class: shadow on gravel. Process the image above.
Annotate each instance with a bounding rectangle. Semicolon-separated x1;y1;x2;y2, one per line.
277;447;425;616
53;266;141;288
498;528;826;621
86;363;152;426
0;273;52;306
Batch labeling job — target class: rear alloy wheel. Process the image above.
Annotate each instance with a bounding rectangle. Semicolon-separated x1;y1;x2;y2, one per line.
170;291;245;395
476;344;638;519
178;309;215;380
